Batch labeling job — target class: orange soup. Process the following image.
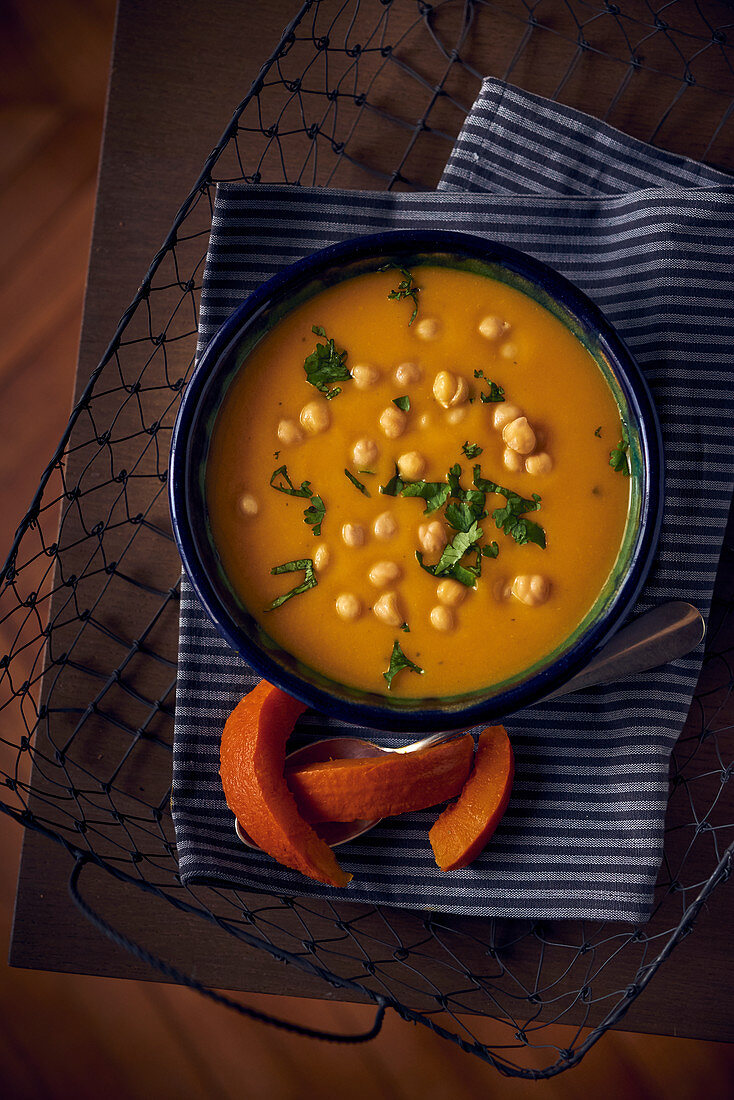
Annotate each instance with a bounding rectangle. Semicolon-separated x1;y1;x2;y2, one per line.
206;266;630;697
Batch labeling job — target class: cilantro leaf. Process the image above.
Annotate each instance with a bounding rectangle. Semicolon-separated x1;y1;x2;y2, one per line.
383;639;424;690
445;500;486;533
266;559;317;611
304;325;350;399
473;368;505;403
610;435;630;476
379;464;405;497
270;465;312;498
400;479;451;514
344;469;370;497
383;265;420;326
461;441;483;459
393;395;411;412
473;464;546;549
303;495;325;536
482;542;500;559
594;426;602;438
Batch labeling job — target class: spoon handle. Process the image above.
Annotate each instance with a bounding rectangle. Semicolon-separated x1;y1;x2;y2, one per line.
391;729;468;754
544;600;705;701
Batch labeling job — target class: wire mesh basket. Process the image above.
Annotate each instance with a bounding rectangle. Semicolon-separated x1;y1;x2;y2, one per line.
2;0;733;1077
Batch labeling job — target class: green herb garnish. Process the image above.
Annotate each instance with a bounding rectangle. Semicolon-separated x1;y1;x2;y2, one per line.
270;464;326;535
482;542;500;559
400;479;452;514
266;559;317;611
610;436;630;476
462;441;483;459
400;622;410;632
304;325;350;399
383;639;424;690
344;469;370;497
379;464;405;498
594;426;602;438
270;465;312;498
473;466;546;549
302;495;325;536
384;266;420;326
474;369;505;403
393;395;411;412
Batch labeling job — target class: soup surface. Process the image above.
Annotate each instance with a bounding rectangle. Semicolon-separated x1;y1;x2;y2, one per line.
206;266;630;698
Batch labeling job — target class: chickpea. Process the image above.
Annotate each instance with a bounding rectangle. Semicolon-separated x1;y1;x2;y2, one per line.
368;560;402;588
512;574;551;607
336;593;362;622
342;522;366;548
352;438;379;467
373;511;398;540
415;317;441;341
397;450;427;481
503;446;524;474
436;579;467;607
394;361;422;386
277;418;304;446
478;315;511;341
313;543;330;573
373;591;404;627
445;406;468;425
379;404;408;439
418;520;447;556
525;452;553;475
300;399;331;435
432;370;469;409
430;605;456;632
351;363;380;389
493;402;522;431
503;416;536;455
237;493;259;517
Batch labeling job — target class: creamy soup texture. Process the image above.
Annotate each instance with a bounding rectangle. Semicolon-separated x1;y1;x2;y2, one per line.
206;266;631;697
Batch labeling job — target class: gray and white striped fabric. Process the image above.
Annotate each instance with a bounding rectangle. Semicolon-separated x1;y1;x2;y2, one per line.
172;78;734;920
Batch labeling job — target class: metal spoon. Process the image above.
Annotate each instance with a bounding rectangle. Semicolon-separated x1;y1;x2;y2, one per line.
234;600;704;849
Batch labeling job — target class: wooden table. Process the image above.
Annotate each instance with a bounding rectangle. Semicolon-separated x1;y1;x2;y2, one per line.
9;0;734;1046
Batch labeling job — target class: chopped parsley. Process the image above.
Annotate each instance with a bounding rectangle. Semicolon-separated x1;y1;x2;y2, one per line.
344;469;370;497
474;368;505;403
302;495;325;536
270;465;313;498
610;435;630;476
383;640;424;690
461;441;483;459
383;266;420;326
304;325;350;399
266;559;317;611
393;395;411;412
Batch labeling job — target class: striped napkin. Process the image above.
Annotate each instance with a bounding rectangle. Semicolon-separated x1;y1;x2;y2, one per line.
172;78;734;920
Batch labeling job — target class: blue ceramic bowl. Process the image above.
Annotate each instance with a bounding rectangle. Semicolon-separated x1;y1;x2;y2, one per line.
169;230;664;732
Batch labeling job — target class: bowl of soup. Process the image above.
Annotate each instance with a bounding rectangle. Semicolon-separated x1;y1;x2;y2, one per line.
169;230;663;731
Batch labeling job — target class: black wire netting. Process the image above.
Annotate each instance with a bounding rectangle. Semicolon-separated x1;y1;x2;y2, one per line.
2;0;734;1078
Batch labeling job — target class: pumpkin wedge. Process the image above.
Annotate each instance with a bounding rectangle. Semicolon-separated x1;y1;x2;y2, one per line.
286;734;474;823
429;726;514;871
220;681;352;887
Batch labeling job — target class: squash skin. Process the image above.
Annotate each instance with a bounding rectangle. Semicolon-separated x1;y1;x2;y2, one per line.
220;681;352;887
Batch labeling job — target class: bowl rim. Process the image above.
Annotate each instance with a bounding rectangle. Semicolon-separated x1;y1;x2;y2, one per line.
169;228;664;731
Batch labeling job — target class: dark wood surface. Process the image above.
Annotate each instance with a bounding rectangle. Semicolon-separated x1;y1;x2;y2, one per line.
9;0;734;1049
